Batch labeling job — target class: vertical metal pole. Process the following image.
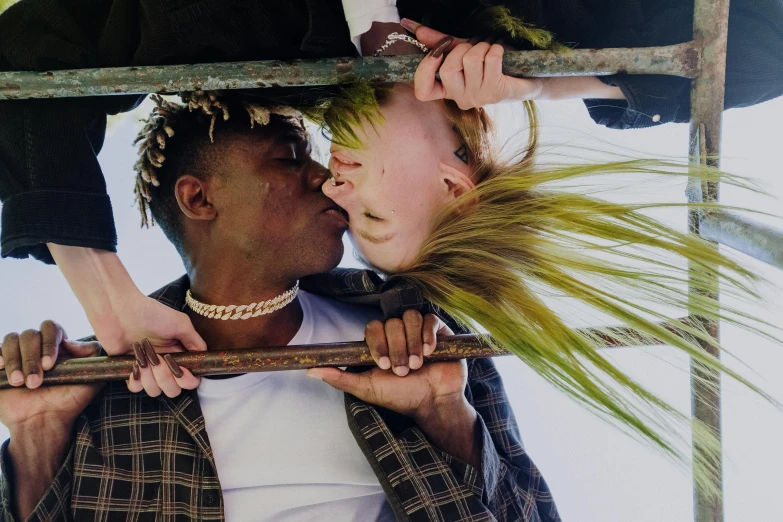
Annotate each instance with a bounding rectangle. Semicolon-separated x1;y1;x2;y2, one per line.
688;1;730;521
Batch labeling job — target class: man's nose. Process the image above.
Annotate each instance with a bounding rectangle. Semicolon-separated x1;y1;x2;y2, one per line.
306;162;332;191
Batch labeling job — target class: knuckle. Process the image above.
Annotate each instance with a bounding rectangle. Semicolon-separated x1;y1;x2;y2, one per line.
164;388;182;398
366;320;384;332
2;332;19;346
384;318;404;331
403;309;422;322
39;319;57;330
19;329;40;343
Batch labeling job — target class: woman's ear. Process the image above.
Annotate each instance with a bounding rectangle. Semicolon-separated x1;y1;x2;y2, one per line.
439;162;475;200
175;175;217;221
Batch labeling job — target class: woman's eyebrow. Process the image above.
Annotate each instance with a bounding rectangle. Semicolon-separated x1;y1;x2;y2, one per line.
356;229;395;244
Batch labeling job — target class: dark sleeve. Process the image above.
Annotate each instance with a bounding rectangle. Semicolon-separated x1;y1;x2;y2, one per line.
584;0;783;129
446;358;561;522
0;438;75;522
0;0;145;263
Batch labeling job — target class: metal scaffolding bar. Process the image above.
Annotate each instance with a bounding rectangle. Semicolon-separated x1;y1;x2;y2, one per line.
700;211;783;270
688;0;731;520
0;43;698;100
0;323;679;389
1;2;774;521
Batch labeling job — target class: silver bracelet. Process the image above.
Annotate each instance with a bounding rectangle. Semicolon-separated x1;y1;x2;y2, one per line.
373;32;430;57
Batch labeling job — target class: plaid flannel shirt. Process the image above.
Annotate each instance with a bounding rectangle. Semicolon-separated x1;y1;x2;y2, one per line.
0;270;560;522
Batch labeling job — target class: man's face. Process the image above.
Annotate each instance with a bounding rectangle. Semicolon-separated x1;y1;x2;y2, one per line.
204;118;347;278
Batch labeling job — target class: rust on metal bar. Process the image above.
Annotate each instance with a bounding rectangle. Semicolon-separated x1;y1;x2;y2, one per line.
699;210;783;270
0;43;699;101
0;323;674;389
687;0;730;521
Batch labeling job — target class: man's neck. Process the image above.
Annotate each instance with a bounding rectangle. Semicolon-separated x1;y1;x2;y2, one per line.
186;263;304;352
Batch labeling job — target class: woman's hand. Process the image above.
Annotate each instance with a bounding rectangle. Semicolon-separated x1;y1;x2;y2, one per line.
402;18;624;108
47;245;207;356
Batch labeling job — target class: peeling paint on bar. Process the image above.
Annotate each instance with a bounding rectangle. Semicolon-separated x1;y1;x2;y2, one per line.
0;324;676;389
700;211;783;270
687;0;731;520
0;43;699;100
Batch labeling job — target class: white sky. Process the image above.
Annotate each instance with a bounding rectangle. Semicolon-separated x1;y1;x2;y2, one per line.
0;95;781;522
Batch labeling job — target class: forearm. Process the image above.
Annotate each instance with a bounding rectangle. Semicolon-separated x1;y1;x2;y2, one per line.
538;76;625;101
47;245;138;322
415;398;481;470
6;424;72;520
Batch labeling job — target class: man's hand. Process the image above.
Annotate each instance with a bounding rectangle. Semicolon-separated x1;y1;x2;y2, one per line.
309;313;482;468
0;320;105;520
0;320;103;425
402;18;624;107
364;310;449;376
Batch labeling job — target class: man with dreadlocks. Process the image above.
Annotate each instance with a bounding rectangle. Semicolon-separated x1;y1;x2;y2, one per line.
1;0;781;375
0;92;560;522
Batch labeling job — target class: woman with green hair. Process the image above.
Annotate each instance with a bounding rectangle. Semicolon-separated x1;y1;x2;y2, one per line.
312;10;783;496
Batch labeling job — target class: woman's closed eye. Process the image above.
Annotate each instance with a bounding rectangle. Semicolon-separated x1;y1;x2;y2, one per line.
363;211;383;221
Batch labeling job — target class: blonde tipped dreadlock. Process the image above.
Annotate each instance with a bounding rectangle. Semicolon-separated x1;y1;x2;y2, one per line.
133;91;304;228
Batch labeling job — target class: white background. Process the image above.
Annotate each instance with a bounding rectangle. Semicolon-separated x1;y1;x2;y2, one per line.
0;95;781;522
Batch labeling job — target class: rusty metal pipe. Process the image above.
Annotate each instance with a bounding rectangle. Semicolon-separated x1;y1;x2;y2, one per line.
0;43;699;101
0;325;670;389
687;0;731;520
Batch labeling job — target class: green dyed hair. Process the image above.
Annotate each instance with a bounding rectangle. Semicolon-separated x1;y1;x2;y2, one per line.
310;80;780;497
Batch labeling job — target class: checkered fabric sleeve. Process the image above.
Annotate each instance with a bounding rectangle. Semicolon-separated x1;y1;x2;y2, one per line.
461;358;561;522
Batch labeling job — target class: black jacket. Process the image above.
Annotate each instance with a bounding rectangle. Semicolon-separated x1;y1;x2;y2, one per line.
1;0;782;263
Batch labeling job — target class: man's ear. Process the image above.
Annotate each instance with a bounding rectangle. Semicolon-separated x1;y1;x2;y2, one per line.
439;162;475;200
175;175;217;221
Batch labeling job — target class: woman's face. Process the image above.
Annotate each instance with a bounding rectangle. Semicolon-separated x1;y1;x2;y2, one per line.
322;84;472;272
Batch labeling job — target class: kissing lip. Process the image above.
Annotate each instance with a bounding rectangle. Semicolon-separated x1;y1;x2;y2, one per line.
322;203;349;226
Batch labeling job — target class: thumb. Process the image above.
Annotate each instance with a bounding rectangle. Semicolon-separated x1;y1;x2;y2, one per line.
61;339;104;359
307;367;376;402
174;315;207;351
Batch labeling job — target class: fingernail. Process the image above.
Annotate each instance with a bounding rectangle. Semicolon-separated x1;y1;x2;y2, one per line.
0;355;4;368
400;18;422;33
133;342;148;369
430;36;454;59
393;365;410;377
409;355;421;369
378;356;391;370
41;355;53;370
132;363;141;381
143;339;160;367
26;374;41;388
10;370;24;385
163;354;183;378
